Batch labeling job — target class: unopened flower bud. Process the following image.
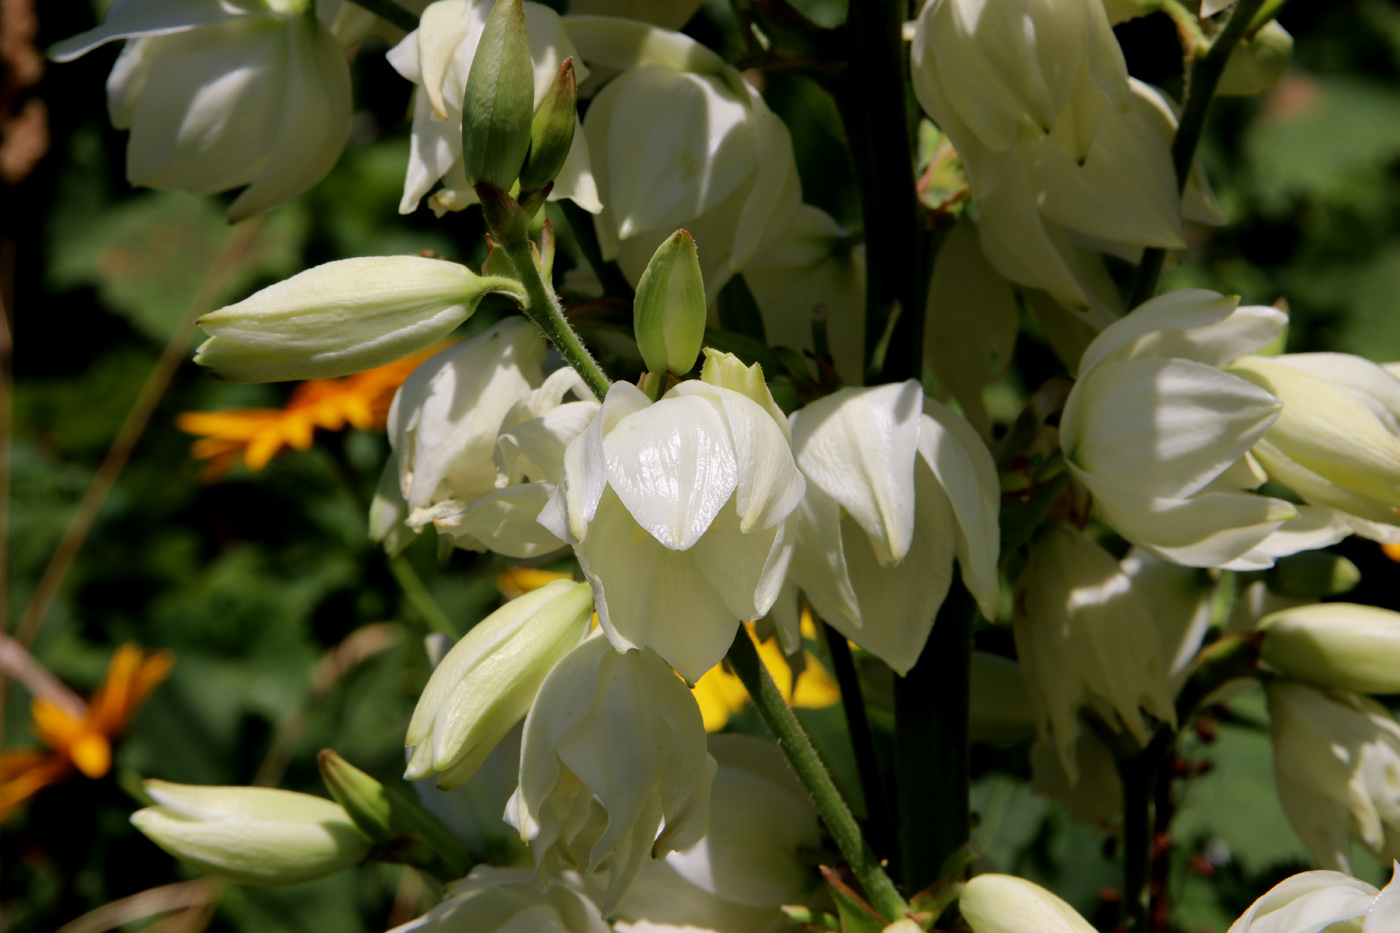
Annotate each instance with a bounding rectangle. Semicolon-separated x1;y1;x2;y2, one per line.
959;873;1098;933
404;579;594;789
318;749;394;844
1218;21;1293;98
131;780;371;886
461;0;535;191
1264;551;1361;599
518;57;578;195
195;257;522;382
1229;354;1400;536
1261;603;1400;695
633;230;707;376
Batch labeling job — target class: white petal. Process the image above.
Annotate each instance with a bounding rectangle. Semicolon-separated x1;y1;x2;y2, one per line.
595;65;755;242
1063;358;1282;500
434;484;565;558
830;464;957;676
498;400;600;485
574;491;746;683
563;381;650;541
728;93;801;272
50;0;250;61
790;382;923;565
670;382;804;533
1081;291;1283;372
1075;467;1297;568
919;400;1001;621
227;17;350;221
1365;864;1400;933
123;21;283;194
784;484;862;633
603;394;738;550
562;14;728;75
1228;869;1378;933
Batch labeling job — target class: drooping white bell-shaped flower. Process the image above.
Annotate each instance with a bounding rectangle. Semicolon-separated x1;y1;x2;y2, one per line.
909;0;1222;313
51;0;351;222
386;0;601;216
506;634;716;910
1014;522;1176;780
130;780;371;886
539;351;805;683
1226;861;1400;933
1228;352;1400;544
1267;680;1400;872
427;366;601;557
783;381;1000;675
389;866;611;933
383;317;569;557
565;16;802;302
1060;290;1320;568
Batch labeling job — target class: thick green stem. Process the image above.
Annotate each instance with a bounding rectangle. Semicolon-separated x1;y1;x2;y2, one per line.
825;0;925;385
1127;0;1273;307
823;621;895;864
894;580;975;892
726;627;906;922
498;239;612;402
344;0;420;32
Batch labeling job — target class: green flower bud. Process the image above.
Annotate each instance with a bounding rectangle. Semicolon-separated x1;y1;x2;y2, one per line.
518;57;578;195
1218;21;1293;98
317;750;393;844
193;256;523;383
1264;551;1361;599
131;781;371;886
1261;603;1400;694
633;230;706;375
404;579;594;789
461;0;535;191
960;874;1098;933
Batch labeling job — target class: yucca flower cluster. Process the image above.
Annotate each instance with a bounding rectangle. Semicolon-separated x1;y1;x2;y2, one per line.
43;0;1400;931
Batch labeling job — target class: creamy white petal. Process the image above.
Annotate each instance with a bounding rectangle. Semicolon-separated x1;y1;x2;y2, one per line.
227;16;350;221
670;381;804;534
1064;357;1282;500
50;0;250;61
602;393;738;550
828;464;956;676
575;490;747;683
1081;291;1282;371
434;484;565;558
790;382;923;566
919;399;1001;621
1074;466;1297;567
563;14;728;75
1226;870;1378;933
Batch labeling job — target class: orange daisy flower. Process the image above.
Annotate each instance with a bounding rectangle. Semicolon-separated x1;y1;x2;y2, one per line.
0;644;174;819
177;344;450;481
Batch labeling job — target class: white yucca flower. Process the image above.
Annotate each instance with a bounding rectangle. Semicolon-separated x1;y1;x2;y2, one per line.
1227;862;1400;933
389;866;611;933
1268;680;1400;872
1060;289;1351;569
909;0;1222;314
783;380;1000;675
539;351;805;683
52;0;351;221
507;634;715;910
565;16;802;302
